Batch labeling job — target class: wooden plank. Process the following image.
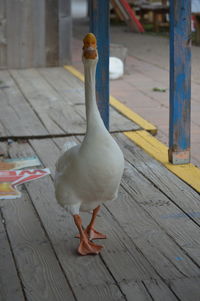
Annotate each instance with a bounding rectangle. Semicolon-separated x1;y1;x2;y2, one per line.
38;67;85;105
169;0;191;164
0;139;8;156
110;96;157;134
9;68;85;136
64;66;151;132
28;138;179;300
106;177;200;281
8;140;125;301
1;188;75;301
170;277;200;301
121;279;178;301
89;0;110;129
95;205;178;301
0;0;6;68
36;136;182;299
52;135;200;282
0;216;25;301
109;107;139;132
8;136;200;298
124;130;200;194
0;70;48;138
142;279;179;301
6;0;45;68
116;132;200;227
9;137;200;299
39;67;139;132
114;150;200;271
74;104;139;133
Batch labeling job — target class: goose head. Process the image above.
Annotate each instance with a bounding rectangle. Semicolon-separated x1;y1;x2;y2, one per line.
82;33;98;64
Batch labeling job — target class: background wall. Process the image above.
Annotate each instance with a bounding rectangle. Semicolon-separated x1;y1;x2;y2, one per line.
0;0;72;69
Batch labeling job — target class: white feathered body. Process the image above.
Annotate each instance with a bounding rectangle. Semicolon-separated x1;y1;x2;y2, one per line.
55;127;124;212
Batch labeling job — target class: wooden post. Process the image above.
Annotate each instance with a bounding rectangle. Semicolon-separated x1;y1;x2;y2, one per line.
168;0;191;164
89;0;110;130
58;0;72;65
46;0;72;66
46;0;59;66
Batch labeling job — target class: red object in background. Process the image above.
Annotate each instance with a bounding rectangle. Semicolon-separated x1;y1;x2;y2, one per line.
119;0;145;33
191;15;196;32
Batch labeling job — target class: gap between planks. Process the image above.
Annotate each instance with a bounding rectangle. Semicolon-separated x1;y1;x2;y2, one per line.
0;128;140;142
64;65;157;135
124;131;200;194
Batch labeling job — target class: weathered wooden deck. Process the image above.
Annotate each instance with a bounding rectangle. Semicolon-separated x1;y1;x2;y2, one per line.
0;67;200;301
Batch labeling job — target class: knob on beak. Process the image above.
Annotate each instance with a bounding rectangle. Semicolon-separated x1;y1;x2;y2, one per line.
83;33;97;59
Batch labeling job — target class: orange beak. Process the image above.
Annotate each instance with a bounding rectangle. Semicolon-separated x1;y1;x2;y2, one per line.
83;33;97;59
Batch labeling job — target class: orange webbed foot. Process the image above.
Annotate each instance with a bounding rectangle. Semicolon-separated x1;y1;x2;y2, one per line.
75;227;107;240
87;227;107;240
78;240;103;255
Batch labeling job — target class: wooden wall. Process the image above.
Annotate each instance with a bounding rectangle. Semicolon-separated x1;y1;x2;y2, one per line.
0;0;72;69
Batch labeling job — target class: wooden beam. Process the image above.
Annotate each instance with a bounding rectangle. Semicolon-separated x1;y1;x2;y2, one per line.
45;0;59;66
168;0;191;164
58;0;72;65
89;0;110;130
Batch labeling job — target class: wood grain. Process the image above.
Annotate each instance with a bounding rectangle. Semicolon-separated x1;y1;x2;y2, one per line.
3;133;200;299
170;277;200;301
9;68;84;136
115;133;200;227
119;161;200;271
1;188;75;301
0;216;25;301
0;70;48;138
38;67;140;132
8;141;125;301
169;0;191;163
6;0;45;68
0;67;139;139
27;137;179;300
106;182;200;281
55;135;200;282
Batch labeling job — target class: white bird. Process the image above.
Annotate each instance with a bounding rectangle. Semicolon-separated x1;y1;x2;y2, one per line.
55;33;124;256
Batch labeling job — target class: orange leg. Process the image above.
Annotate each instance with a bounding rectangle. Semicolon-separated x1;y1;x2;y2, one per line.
85;206;107;240
73;214;103;255
75;206;107;240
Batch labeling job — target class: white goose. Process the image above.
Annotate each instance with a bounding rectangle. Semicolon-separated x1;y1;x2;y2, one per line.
55;33;124;255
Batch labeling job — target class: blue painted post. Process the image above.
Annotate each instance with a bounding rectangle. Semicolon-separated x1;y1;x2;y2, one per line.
89;0;110;130
169;0;191;164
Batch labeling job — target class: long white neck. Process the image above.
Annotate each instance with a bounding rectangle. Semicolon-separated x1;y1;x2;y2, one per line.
84;59;105;133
